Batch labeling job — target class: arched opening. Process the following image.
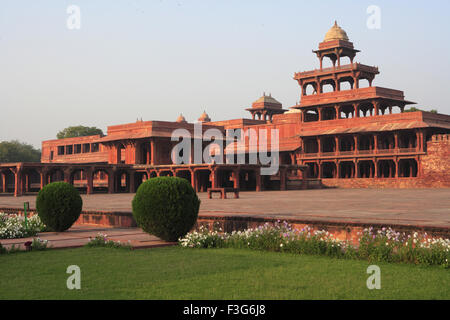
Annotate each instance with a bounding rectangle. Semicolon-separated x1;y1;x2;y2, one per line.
47;168;65;183
93;169;109;193
321;162;337;178
0;169;15;193
321;54;337;69
304;83;316;96
216;169;234;188
304;138;319;154
358;78;371;89
339;104;355;119
70;169;88;193
195;169;211;192
398;131;417;149
239;170;256;191
398;159;418;177
139;143;150;165
377;160;396;178
339;161;355;178
378;133;395;150
134;171;148;191
358;135;374;151
115;170;129;193
321;137;336;153
159;170;173;177
321;82;335;93
117;143;126;164
303;109;319;122
339;56;352;66
22;168;41;193
358;160;375;178
305;162;318;179
358;102;375;117
339;136;355;152
176;170;192;186
339;80;353;91
149;171;158;178
321;107;337;120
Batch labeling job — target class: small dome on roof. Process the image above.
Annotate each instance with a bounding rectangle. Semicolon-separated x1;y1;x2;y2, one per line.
198;110;211;122
324;21;349;42
176;114;187;123
254;93;282;106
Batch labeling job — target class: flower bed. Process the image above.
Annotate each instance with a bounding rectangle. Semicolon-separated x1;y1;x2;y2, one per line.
0;212;47;239
85;233;132;250
179;221;450;268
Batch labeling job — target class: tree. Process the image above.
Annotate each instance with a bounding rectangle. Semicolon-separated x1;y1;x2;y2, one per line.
404;107;438;113
56;126;104;139
0;140;41;163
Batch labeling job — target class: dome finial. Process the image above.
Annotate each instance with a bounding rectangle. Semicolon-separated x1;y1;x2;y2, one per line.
324;21;349;42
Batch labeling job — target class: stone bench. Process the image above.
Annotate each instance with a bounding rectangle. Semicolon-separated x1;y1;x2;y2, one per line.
207;187;239;199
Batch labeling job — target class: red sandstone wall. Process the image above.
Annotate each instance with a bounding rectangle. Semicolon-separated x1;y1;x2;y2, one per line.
321;134;450;189
420;134;450;187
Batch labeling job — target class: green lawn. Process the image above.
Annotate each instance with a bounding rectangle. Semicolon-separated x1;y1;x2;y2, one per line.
0;246;448;299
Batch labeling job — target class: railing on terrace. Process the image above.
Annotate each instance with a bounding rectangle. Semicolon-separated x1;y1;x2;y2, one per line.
301;147;421;158
295;63;378;78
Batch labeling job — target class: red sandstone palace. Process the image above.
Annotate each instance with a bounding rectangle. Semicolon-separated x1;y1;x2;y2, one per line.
1;22;450;196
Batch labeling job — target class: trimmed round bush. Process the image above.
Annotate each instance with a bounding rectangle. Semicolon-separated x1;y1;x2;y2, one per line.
36;182;83;232
132;176;200;242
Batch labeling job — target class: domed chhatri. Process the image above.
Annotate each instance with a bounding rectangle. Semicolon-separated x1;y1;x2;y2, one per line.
253;93;282;108
198;110;211;122
324;21;349;42
176;114;187;123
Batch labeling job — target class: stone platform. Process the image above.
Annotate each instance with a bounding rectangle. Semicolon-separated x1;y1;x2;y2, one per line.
0;225;176;250
1;188;449;228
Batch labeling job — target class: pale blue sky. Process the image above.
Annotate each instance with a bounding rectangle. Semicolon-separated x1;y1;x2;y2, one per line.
1;0;449;148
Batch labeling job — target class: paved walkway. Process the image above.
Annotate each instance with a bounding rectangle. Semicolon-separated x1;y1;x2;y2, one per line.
0;225;176;250
1;188;449;228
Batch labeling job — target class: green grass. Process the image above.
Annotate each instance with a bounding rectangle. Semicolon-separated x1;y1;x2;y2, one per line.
0;246;448;299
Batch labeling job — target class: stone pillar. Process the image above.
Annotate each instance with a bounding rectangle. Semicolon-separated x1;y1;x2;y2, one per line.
40;170;46;190
189;169;196;190
279;168;286;190
373;100;379;116
374;134;378;152
232;169;240;189
150;139;155;165
25;174;29;193
394;132;399;150
255;170;262;192
211;168;218;188
317;137;322;155
353;103;359;118
107;169;115;194
334;136;339;153
336;161;340;179
395;159;399;178
374;160;378;178
14;167;23;197
318;161;322;179
1;172;5;192
86;169;94;195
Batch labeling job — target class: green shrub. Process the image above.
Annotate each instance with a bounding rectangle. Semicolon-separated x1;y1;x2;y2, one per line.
132;177;200;242
36;182;83;232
